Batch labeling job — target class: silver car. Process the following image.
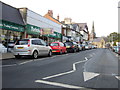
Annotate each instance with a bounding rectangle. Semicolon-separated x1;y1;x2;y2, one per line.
0;43;7;53
13;38;52;59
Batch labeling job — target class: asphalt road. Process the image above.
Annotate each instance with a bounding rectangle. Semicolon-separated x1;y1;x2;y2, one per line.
2;48;120;89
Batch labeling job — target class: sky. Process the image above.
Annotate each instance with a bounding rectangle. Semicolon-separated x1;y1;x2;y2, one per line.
1;0;119;37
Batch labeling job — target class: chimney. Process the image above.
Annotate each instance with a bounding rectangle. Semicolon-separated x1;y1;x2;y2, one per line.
57;14;59;20
48;10;53;17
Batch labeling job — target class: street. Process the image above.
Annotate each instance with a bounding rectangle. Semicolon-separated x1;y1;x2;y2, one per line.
2;48;120;89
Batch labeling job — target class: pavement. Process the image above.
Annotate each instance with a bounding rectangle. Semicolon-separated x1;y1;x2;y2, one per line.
1;52;14;60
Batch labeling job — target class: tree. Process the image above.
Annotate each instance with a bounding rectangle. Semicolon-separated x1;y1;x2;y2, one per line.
107;32;120;42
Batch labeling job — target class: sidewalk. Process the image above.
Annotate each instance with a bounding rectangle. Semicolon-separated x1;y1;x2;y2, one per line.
1;53;14;60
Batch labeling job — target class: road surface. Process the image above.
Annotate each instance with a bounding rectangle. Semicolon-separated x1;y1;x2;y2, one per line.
2;48;120;89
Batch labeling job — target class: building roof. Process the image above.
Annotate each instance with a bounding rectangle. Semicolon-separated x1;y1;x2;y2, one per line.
76;23;88;33
76;23;87;30
1;1;25;25
93;37;109;42
72;24;79;30
44;13;61;25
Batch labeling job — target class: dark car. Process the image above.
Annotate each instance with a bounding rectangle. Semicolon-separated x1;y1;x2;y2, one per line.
64;41;79;53
8;41;15;52
8;41;15;48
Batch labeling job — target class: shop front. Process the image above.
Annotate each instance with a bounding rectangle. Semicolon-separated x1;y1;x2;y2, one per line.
0;20;24;48
25;24;41;38
43;31;62;44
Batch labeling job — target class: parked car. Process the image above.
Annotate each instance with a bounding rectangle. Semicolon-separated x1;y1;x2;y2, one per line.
8;41;15;52
64;41;79;53
77;44;82;51
91;45;97;49
81;43;85;50
13;38;52;59
85;45;89;50
88;44;92;49
84;42;92;50
50;42;67;54
0;43;7;53
112;46;120;54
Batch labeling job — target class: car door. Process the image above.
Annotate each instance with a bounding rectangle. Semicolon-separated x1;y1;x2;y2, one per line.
60;43;65;53
40;40;49;55
32;40;43;55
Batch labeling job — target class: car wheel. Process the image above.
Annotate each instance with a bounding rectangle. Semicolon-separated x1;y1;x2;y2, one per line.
65;50;67;54
32;51;38;59
15;55;21;59
48;50;52;57
73;49;76;53
59;50;62;55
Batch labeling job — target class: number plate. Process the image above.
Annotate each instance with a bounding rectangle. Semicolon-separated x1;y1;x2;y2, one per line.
17;47;24;49
66;46;70;48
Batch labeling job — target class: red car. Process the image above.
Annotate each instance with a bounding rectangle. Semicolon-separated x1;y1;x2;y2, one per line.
50;42;67;54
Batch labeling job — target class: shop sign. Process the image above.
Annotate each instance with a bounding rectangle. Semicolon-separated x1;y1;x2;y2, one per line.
41;28;53;35
44;31;62;39
54;32;62;39
26;24;41;35
0;20;24;32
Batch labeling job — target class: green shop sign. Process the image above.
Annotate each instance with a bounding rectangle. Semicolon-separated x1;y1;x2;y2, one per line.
0;20;24;32
44;31;62;39
26;24;41;35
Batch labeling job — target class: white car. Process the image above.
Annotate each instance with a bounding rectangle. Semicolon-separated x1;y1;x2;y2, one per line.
77;44;82;51
0;43;7;53
13;38;52;59
85;45;89;50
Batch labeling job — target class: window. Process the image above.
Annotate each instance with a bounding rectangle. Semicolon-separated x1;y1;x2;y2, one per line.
60;43;64;46
50;43;59;46
16;39;29;45
32;40;37;45
40;40;46;46
32;40;42;45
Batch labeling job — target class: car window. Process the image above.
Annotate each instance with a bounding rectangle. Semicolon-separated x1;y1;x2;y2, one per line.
65;42;73;46
60;43;64;47
32;40;42;45
50;43;59;46
73;42;77;45
40;40;46;46
15;39;29;45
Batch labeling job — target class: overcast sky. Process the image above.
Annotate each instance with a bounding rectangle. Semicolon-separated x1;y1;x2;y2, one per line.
1;0;119;37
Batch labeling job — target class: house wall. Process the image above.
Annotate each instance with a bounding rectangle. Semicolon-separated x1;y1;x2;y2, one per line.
92;39;106;48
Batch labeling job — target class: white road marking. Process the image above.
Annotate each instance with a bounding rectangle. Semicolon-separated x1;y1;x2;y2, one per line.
1;54;71;67
0;64;17;67
83;72;100;82
85;57;88;60
18;60;33;65
35;80;84;89
115;76;120;80
42;57;88;80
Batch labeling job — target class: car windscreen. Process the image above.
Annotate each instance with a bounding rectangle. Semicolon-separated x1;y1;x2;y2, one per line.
64;42;73;46
15;39;29;45
50;43;59;46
